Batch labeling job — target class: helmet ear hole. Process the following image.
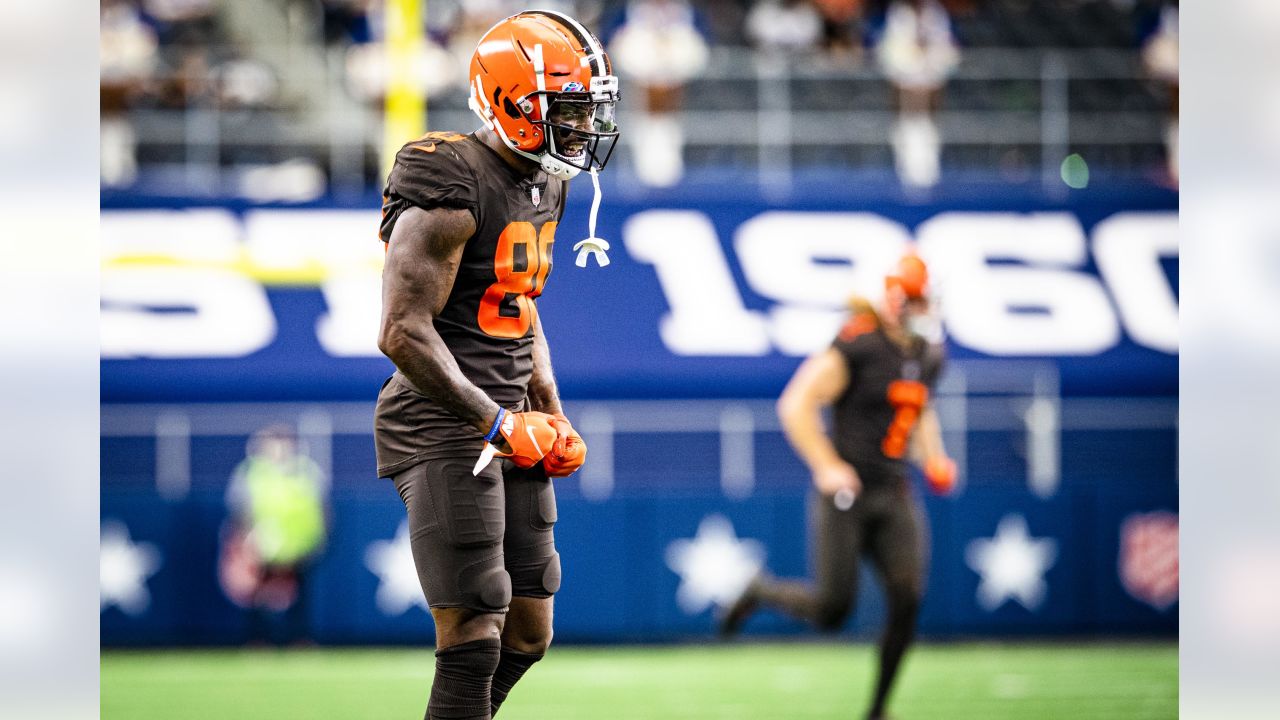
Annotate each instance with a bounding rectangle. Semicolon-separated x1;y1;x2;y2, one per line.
502;96;522;120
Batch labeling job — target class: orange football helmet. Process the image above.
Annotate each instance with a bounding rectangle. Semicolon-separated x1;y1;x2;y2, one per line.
468;10;620;179
884;252;930;300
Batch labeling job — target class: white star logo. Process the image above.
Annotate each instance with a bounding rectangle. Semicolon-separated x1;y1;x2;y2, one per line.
100;520;162;616
966;514;1058;612
365;520;428;615
665;514;765;615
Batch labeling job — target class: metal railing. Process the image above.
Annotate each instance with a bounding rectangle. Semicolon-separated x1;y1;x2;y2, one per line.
101;360;1178;503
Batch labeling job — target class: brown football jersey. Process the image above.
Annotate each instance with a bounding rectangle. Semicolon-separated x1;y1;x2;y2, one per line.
829;312;944;486
375;131;566;477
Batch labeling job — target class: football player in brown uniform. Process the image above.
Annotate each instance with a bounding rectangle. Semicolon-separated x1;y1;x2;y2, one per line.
721;254;956;720
374;11;618;720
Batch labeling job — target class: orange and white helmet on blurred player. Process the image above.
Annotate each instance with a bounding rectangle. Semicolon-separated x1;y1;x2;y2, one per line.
885;251;945;344
467;10;620;180
884;252;930;301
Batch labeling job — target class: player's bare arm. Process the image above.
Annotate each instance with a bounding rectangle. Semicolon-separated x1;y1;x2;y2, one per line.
909;404;956;493
777;348;860;495
378;205;500;434
908;405;944;463
527;314;564;417
529;314;588;476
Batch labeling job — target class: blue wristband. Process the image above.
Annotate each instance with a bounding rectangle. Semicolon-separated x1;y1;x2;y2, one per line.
483;408;507;443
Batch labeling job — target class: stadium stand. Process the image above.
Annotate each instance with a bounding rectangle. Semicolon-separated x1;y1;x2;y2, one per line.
101;0;1176;197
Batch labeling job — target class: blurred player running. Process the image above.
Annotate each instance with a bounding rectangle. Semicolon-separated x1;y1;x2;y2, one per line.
720;254;956;720
373;11;619;720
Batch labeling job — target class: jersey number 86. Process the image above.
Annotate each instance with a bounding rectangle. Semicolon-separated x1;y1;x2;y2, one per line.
479;221;557;339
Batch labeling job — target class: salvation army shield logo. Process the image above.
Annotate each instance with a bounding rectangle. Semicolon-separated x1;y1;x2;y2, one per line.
1118;511;1179;611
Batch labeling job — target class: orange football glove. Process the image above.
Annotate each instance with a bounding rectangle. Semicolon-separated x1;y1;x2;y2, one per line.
924;455;957;495
543;429;587;478
489;410;559;469
548;413;574;456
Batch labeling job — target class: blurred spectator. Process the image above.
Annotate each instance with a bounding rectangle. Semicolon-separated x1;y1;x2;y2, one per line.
1138;0;1178;184
444;0;572;74
697;0;751;46
343;35;461;102
141;0;219;48
344;0;467;103
101;0;158;187
607;0;710;187
746;1;823;53
322;0;376;46
868;0;960;189
151;47;217;109
215;58;279;110
813;0;866;54
219;425;329;646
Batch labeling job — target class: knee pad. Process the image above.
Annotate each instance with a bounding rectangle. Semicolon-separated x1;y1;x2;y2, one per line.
458;558;512;612
540;551;561;595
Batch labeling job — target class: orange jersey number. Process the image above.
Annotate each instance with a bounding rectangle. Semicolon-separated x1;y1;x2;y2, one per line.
478;221;556;338
881;380;929;459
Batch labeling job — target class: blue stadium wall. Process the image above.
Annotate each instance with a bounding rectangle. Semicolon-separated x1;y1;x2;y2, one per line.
101;178;1178;645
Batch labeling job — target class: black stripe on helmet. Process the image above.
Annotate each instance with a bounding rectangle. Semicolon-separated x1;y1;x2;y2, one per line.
522;10;604;78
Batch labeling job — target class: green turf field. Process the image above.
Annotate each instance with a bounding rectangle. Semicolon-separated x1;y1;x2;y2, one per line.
102;641;1176;719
